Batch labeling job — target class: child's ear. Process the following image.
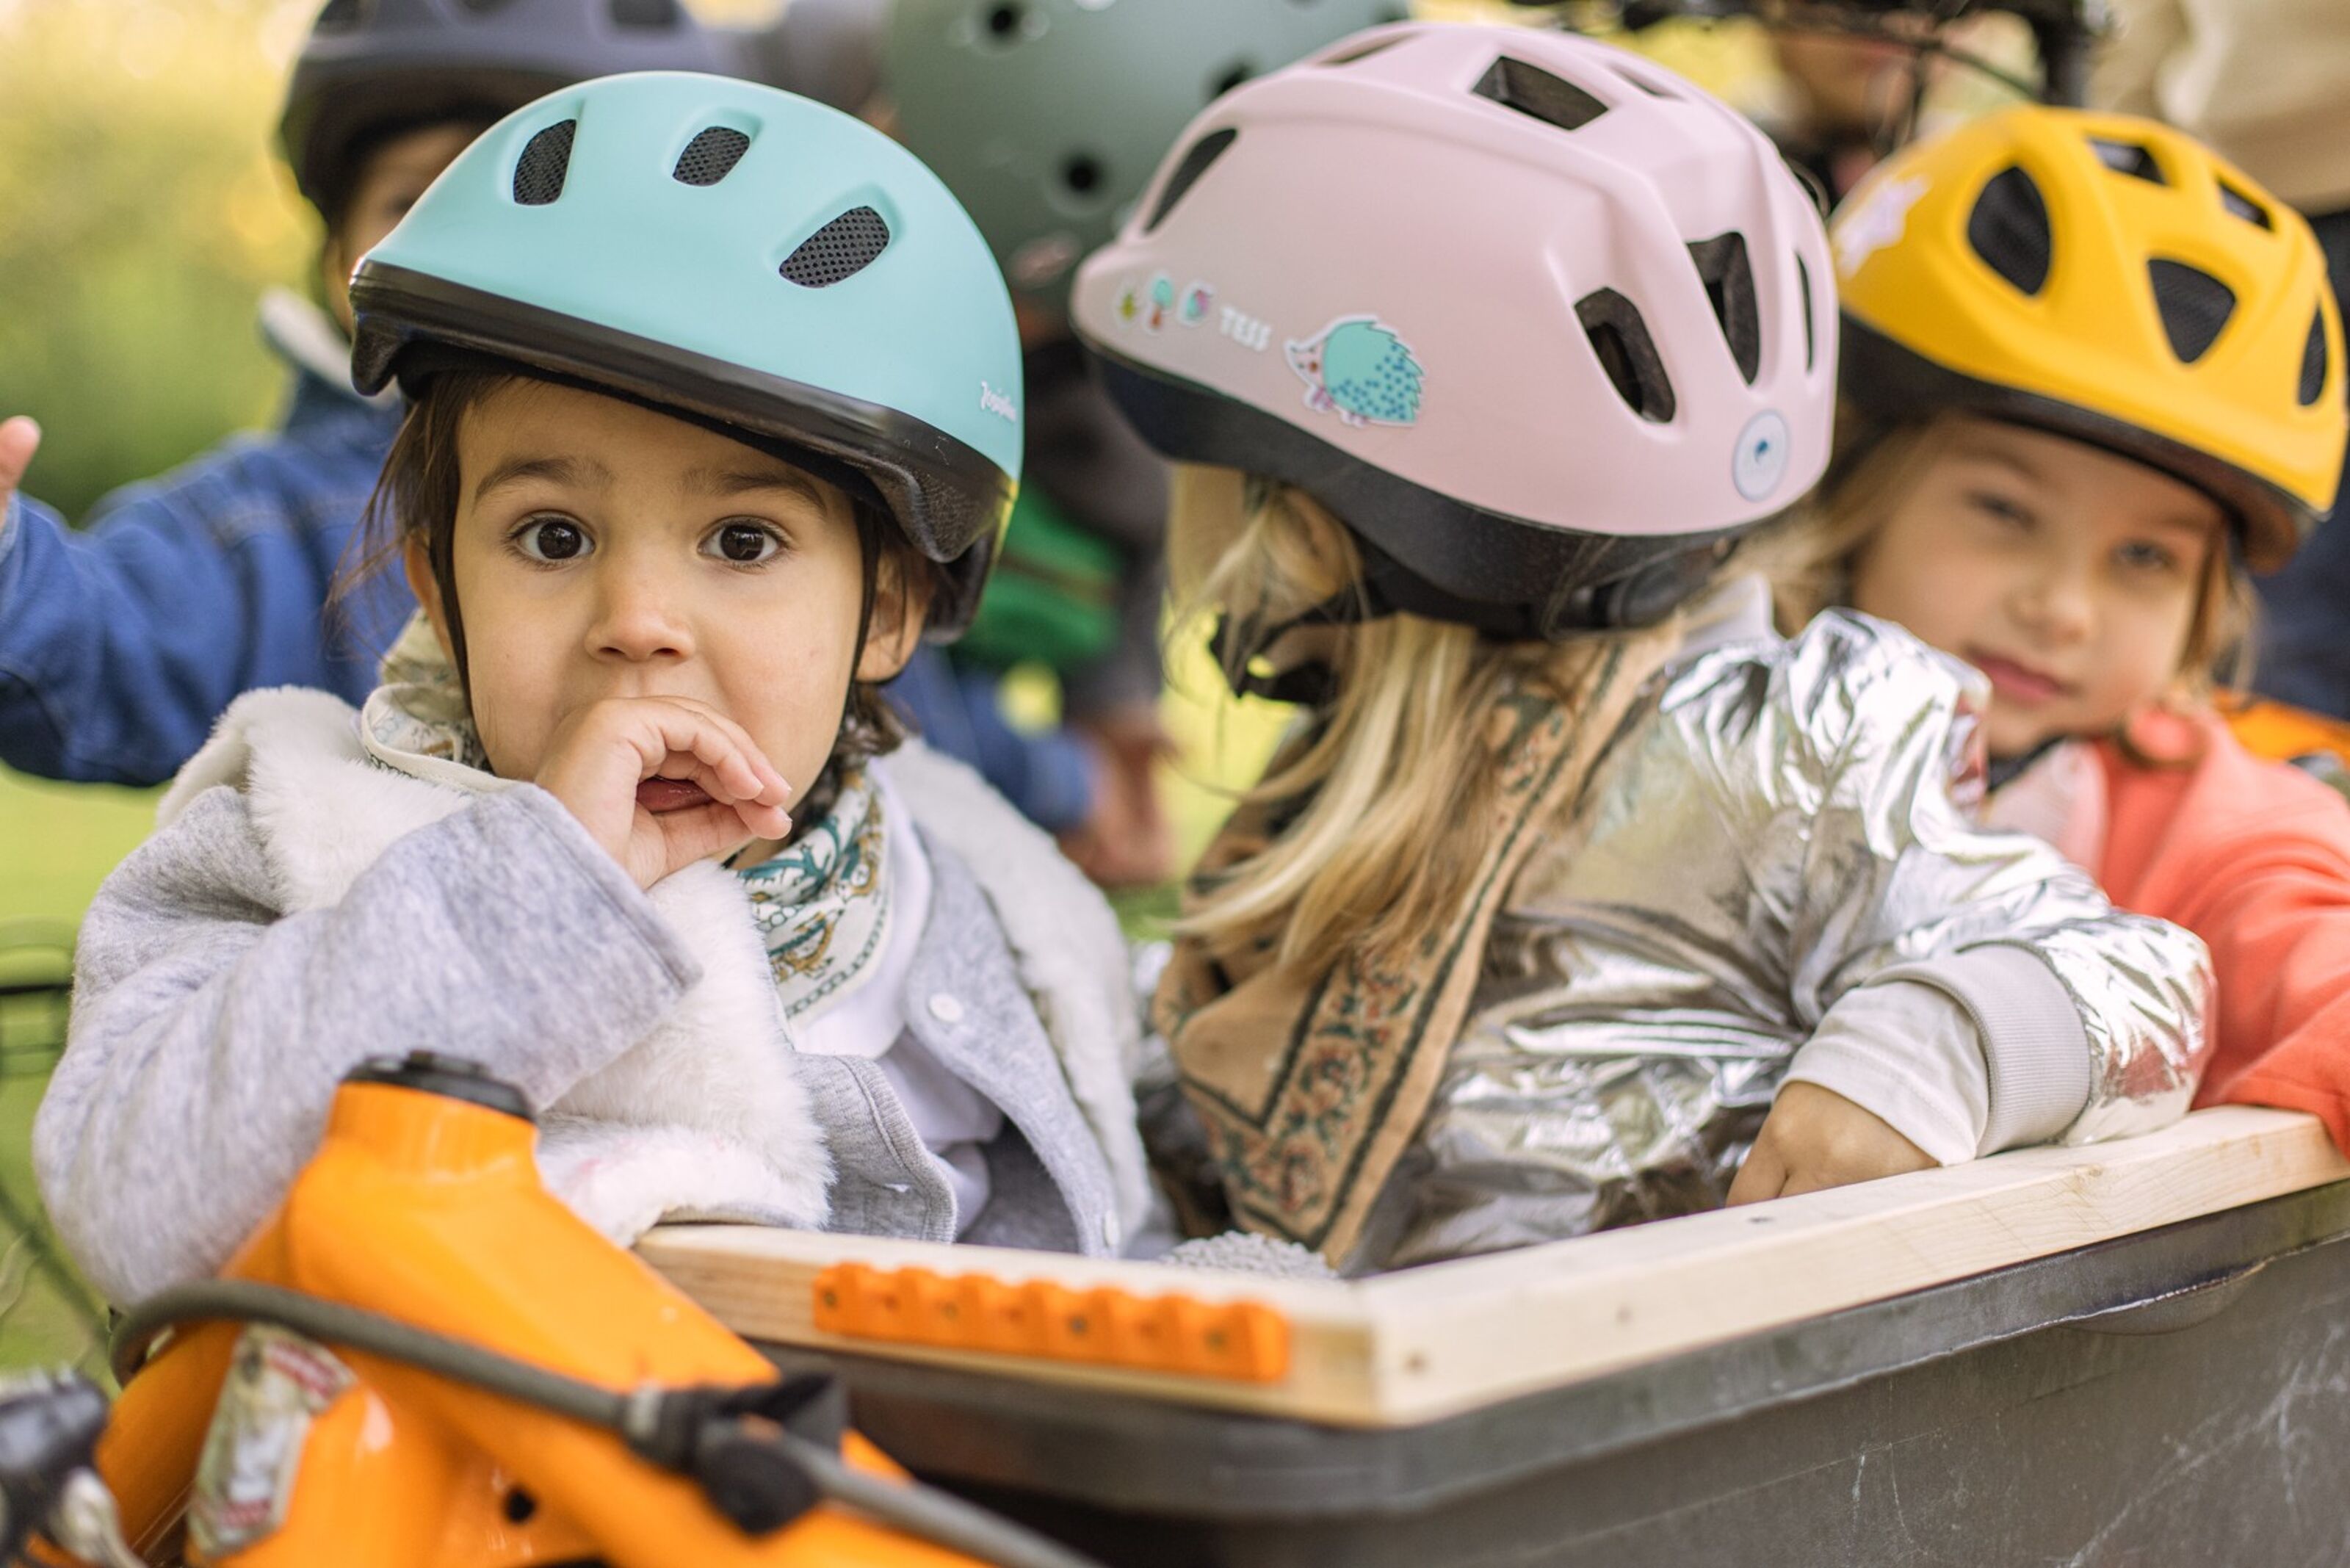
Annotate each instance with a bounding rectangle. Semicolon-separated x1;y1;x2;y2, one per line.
854;557;931;683
402;536;460;664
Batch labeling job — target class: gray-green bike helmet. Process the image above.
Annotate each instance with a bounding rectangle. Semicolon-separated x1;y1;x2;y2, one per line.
882;0;1408;308
281;0;741;223
350;71;1024;636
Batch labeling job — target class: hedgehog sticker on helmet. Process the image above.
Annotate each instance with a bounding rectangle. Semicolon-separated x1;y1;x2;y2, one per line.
1285;317;1424;428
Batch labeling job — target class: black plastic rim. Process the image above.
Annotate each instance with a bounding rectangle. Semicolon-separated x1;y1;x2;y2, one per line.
1837;314;2315;572
350;263;1013;634
1085;343;1746;638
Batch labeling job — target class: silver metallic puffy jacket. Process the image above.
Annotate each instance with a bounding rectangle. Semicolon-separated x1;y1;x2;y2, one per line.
1309;607;2212;1272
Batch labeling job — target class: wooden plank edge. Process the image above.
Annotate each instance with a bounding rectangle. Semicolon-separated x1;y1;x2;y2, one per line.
1357;1106;2350;1424
640;1108;2349;1429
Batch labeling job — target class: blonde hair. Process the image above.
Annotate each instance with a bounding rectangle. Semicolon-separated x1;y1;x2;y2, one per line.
1774;408;2257;707
1169;465;1631;977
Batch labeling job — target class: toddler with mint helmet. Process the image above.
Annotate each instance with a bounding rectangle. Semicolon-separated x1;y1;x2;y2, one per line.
34;73;1150;1308
0;0;739;786
1075;23;2212;1273
1774;106;2350;1160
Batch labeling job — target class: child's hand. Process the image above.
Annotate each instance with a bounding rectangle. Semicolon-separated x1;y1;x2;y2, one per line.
533;696;793;889
0;416;39;533
1726;1082;1937;1206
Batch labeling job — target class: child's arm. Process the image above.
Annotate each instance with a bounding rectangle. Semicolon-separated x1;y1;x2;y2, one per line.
2169;792;2350;1152
0;416;363;785
1686;613;2211;1187
32;782;703;1305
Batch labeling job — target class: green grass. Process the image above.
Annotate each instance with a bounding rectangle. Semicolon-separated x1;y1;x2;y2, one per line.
0;766;157;1371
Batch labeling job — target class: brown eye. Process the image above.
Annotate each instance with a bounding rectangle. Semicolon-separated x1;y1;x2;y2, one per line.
709;522;781;565
516;518;588;562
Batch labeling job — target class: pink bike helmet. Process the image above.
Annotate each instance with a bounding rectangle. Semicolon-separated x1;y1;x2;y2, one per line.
1071;22;1835;636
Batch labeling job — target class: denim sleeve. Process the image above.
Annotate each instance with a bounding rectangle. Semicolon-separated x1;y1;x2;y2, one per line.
0;484;268;784
0;396;404;787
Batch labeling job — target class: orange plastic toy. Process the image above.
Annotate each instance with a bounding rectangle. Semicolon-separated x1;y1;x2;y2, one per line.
79;1056;999;1568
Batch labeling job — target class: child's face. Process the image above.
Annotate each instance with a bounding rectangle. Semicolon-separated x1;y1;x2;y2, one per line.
322;123;479;333
411;380;921;805
1847;416;2223;759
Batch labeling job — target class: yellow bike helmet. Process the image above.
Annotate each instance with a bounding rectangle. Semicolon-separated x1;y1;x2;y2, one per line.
1833;104;2345;571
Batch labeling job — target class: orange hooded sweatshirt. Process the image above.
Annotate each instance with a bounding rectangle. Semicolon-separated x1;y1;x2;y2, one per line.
2089;710;2350;1150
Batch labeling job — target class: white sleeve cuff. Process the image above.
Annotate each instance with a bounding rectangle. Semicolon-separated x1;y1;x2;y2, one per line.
1884;945;2094;1154
1782;979;1991;1166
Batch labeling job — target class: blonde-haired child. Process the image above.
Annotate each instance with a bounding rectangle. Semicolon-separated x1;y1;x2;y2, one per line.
1781;104;2350;1157
1072;24;2210;1273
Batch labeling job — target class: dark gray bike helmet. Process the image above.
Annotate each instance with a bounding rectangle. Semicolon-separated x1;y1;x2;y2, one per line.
280;0;740;221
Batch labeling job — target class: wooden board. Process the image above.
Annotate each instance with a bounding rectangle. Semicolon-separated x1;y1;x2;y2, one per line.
637;1105;2350;1428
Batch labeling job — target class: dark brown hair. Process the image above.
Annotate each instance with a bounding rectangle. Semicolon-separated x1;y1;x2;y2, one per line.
338;368;944;825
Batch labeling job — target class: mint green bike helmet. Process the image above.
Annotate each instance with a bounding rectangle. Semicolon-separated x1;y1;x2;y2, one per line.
883;0;1406;308
350;71;1022;635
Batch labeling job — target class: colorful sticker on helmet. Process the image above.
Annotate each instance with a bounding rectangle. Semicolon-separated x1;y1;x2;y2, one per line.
1179;281;1215;327
1284;317;1424;428
1832;174;1928;279
1134;274;1176;331
188;1324;358;1558
1732;411;1792;502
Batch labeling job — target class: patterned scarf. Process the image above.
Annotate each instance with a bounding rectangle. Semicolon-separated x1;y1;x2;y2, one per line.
1153;624;1684;1270
366;613;894;1024
735;770;893;1021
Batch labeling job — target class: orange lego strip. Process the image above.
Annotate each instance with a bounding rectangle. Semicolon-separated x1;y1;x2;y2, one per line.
811;1264;1291;1384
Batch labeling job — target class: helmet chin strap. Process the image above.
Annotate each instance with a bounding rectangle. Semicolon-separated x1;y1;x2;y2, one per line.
1985;733;2067;793
1208;527;1732;707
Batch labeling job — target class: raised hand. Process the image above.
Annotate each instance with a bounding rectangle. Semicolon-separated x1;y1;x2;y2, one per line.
0;417;40;535
533;696;794;889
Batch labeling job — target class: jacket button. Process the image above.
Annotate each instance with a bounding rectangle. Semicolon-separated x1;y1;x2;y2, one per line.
927;993;966;1025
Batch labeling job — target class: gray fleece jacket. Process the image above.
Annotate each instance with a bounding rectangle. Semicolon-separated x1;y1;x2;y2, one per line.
34;686;1151;1306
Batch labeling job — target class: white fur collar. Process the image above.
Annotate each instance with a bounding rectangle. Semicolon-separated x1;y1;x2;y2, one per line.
161;687;831;1243
161;689;1150;1246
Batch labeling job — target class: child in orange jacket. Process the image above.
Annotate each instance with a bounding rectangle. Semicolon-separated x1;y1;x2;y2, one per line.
1779;105;2350;1149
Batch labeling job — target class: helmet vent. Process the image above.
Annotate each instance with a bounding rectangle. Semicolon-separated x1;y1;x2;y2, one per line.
2149;259;2236;363
2219;180;2274;231
1472;55;1608;134
512;120;578;206
1209;60;1254;99
1613;64;1676;97
2299;310;2329;406
1143;129;1237;234
610;0;683;25
1687;232;1761;385
1967;165;2053;297
1321;35;1405;67
673;127;751;187
781;206;892;287
1577;290;1677;423
2089;139;2164;184
1796;250;1816;372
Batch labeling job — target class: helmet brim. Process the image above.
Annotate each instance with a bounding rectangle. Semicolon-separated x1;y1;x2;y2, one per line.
1838;315;2315;573
1087;342;1744;637
351;261;1013;637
